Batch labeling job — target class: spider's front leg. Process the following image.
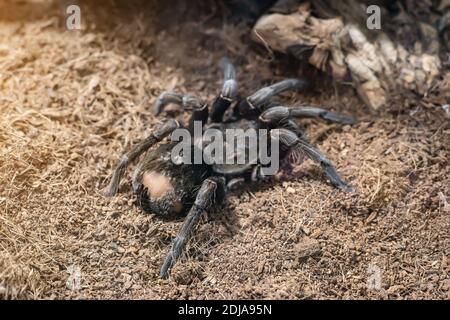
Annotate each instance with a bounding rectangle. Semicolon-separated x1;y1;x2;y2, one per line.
153;90;208;133
160;176;226;279
296;138;354;192
259;106;356;125
104;119;180;197
270;128;354;192
238;78;309;116
153;91;204;116
210;57;238;123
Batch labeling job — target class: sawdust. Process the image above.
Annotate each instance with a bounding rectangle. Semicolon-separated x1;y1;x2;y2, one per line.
0;0;449;299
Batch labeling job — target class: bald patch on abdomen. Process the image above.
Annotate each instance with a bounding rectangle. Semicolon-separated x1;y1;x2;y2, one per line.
142;171;174;199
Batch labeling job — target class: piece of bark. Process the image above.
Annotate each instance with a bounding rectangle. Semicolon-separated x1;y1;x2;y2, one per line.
252;0;443;110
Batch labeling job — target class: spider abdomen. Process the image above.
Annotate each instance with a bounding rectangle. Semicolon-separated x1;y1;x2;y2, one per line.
134;143;211;218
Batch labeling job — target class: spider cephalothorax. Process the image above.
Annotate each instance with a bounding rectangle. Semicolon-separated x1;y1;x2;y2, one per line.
104;58;356;278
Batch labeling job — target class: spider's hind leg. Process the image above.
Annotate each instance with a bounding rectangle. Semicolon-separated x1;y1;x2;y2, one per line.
160;176;226;279
104;119;180;197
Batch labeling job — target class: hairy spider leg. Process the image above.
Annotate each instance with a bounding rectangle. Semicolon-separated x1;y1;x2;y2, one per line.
259;106;356;125
104;119;180;197
160;176;226;278
269;128;354;192
238;78;309;116
153;91;205;116
210;57;239;123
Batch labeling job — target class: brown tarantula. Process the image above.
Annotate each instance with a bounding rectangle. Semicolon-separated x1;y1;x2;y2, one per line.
104;58;356;278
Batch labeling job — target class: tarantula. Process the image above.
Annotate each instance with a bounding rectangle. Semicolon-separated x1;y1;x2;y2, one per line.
104;58;356;278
